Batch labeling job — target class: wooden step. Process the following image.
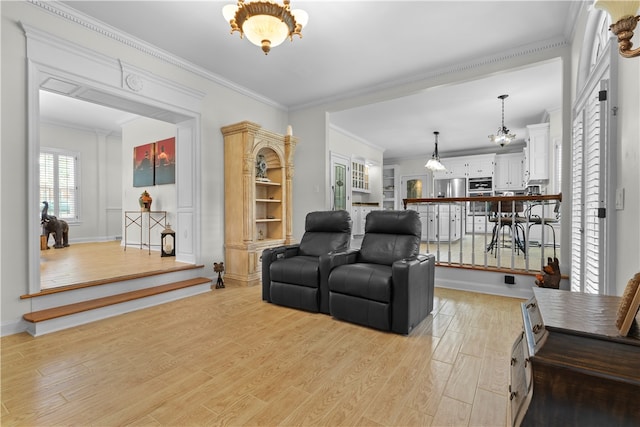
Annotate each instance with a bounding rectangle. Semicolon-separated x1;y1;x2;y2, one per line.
23;277;212;323
22;264;205;300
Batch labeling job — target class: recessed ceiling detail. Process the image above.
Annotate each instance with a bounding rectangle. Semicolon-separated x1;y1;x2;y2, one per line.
40;77;80;95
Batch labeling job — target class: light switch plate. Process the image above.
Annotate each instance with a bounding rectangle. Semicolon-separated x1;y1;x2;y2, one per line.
615;188;625;210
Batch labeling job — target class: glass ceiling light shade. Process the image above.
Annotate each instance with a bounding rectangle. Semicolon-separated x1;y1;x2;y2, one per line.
425;131;447;172
489;94;516;147
222;0;308;55
595;0;640;58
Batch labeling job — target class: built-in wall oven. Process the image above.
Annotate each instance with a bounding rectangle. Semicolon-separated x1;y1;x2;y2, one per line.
468;177;493;215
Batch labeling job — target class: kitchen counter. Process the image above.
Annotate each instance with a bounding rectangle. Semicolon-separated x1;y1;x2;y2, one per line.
352;202;380;207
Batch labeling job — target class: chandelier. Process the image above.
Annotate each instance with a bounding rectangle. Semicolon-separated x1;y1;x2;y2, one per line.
595;0;640;58
489;94;516;147
222;0;309;55
425;131;446;172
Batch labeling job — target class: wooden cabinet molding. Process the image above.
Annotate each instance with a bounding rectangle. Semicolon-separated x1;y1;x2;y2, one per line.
221;121;298;286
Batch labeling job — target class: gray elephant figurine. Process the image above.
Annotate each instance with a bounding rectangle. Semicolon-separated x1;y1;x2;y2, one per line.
41;201;70;249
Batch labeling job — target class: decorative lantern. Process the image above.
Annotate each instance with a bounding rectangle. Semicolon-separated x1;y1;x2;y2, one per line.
161;223;175;257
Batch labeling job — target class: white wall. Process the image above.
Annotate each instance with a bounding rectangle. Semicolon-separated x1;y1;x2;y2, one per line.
121;118;176;248
286;108;330;240
613;57;640;295
328;126;384;205
40;122;123;242
105;133;123;238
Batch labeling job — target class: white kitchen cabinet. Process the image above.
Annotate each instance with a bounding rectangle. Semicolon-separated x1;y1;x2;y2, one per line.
466;154;495;178
418;204;461;242
466;214;492;234
495;153;524;190
351;159;370;192
433;154;495;180
524;123;550;184
432;157;468;179
438;205;462;241
352;205;376;236
382;165;398;210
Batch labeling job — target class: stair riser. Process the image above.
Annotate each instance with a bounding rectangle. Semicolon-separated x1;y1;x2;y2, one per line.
33;269;203;311
26;283;211;336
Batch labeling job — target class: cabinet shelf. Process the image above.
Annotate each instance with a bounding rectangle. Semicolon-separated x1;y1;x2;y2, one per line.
382;165;398;211
222;120;296;287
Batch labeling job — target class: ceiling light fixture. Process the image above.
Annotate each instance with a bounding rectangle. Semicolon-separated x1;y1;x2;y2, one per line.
595;0;640;58
425;131;447;172
489;94;516;147
222;0;308;55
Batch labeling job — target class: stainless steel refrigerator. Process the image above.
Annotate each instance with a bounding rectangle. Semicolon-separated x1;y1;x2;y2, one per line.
434;178;466;198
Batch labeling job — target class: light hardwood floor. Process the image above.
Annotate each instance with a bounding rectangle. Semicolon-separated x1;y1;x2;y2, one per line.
40;241;191;290
2;285;525;426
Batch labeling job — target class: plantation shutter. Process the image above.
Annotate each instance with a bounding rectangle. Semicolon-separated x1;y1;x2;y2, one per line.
57;153;77;220
39;150;78;221
570;113;584;291
583;84;606;294
39;152;55;207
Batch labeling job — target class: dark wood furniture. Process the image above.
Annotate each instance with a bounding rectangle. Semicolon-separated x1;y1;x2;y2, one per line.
510;287;640;426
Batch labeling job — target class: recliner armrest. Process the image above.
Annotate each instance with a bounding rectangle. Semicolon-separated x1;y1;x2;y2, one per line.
318;248;359;314
326;248;359;269
391;253;436;334
261;244;301;263
261;244;301;302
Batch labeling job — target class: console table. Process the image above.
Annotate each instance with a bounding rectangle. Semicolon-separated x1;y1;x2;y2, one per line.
510;287;640;426
124;211;167;254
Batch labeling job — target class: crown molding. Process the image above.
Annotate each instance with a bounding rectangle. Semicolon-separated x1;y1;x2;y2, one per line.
26;0;575;115
329;124;385;153
26;0;287;111
293;36;570;111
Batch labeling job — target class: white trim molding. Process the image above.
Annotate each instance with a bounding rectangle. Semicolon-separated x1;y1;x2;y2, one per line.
26;0;286;111
23;23;203;294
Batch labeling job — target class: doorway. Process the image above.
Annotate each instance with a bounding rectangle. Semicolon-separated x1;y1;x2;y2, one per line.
400;174;429;200
27;28;202;294
330;152;351;212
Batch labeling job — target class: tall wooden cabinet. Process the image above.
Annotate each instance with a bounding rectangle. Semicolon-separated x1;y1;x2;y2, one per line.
221;121;297;287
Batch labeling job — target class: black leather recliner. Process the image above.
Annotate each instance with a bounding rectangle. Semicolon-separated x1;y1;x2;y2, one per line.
328;210;435;334
261;210;352;313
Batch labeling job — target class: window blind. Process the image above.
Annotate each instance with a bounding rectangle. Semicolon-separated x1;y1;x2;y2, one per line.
39;149;78;221
583;85;604;294
570;113;584;292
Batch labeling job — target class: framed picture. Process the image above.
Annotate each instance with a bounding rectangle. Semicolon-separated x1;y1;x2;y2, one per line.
154;137;175;185
133;143;155;187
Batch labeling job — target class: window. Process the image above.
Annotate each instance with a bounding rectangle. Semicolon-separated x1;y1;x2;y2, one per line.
570;9;616;295
40;149;79;222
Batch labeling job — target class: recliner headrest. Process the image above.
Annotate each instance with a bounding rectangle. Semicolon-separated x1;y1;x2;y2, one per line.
299;210;352;257
305;210;352;233
364;210;421;237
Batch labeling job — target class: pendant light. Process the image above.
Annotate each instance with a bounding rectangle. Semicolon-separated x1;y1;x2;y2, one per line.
425;131;446;172
489;94;516;147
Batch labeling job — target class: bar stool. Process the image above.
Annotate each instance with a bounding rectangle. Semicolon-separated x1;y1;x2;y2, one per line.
486;200;526;257
526;201;560;258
